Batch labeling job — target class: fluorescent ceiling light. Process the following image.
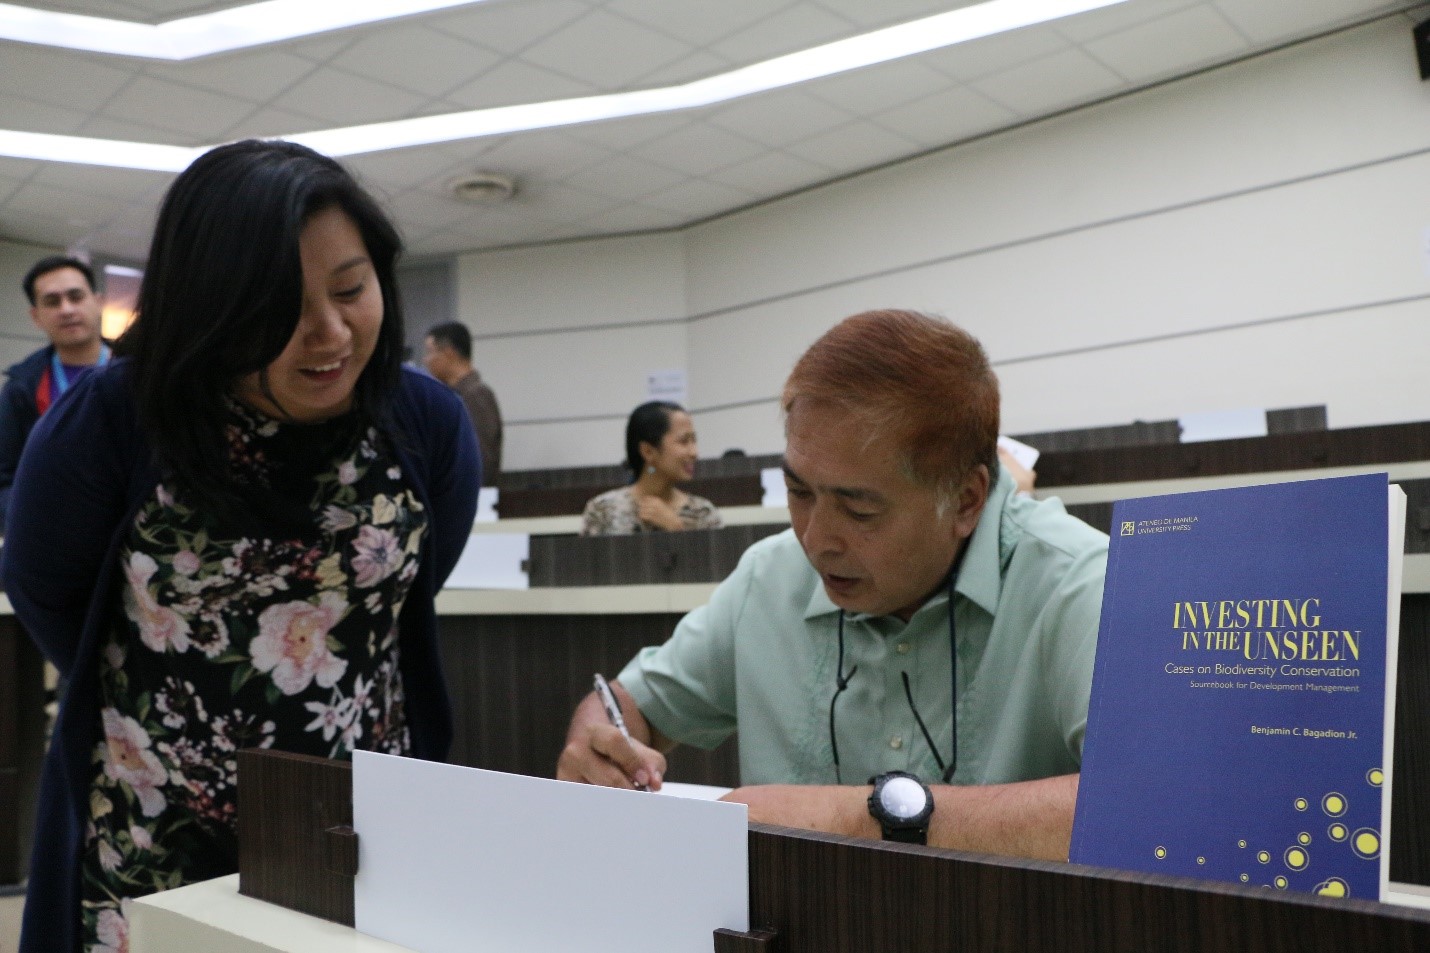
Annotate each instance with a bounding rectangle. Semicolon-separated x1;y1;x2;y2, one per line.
0;0;486;59
0;0;1131;171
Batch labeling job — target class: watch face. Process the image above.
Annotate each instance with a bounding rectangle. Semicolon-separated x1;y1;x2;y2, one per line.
878;775;928;820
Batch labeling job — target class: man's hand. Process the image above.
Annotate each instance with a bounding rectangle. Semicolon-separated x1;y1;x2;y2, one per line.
557;683;669;790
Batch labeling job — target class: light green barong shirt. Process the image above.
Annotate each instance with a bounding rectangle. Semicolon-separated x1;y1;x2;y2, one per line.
619;469;1110;787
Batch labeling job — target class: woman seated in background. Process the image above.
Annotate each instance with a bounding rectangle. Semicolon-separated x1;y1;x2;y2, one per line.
581;401;723;535
3;139;479;952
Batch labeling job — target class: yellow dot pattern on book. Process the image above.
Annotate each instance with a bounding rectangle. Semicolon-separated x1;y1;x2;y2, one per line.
1240;873;1249;883
1294;798;1309;811
1274;876;1288;889
1367;768;1383;787
1284;848;1309;871
1297;832;1311;846
1322;793;1346;817
1154;846;1166;859
1197;857;1205;865
1315;878;1349;898
1257;851;1270;864
1351;829;1380;860
1238;839;1247;848
1328;823;1348;841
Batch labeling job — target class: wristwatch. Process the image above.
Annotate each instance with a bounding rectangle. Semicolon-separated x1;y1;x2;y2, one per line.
867;771;934;845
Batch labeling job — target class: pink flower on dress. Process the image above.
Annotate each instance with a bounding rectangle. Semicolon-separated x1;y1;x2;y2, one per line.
250;592;349;695
97;839;122;872
129;824;153;851
171;549;201;576
101;709;168;818
337;460;358;485
94;907;129;953
122;551;192;654
351;525;403;588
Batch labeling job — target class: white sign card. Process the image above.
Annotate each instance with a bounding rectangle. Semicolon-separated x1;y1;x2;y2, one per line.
443;532;529;589
352;753;749;953
646;368;688;405
760;466;787;507
1177;407;1268;443
996;435;1040;470
474;486;498;523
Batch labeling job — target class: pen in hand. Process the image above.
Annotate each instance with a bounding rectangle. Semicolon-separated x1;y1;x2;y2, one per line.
592;673;649;792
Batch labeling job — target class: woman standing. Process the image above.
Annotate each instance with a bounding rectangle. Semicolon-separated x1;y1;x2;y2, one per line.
580;401;723;536
3;140;480;952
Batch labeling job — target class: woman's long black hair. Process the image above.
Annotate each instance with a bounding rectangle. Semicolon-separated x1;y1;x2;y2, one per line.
624;401;683;479
120;139;405;522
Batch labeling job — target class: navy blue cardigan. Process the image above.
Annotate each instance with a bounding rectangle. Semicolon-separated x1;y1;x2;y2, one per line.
2;362;480;952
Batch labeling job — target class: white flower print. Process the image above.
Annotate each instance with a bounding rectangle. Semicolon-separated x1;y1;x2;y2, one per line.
386;466;401;479
351;525;403;588
129;824;153;851
171;549;201;576
250;592;349;695
337;460;359;485
321;504;358;533
122;552;192;654
303;697;357;742
101;709;168;818
94;907;128;953
97;838;122;872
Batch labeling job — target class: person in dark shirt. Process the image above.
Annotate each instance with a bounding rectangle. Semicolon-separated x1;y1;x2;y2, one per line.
422;321;502;486
0;255;111;527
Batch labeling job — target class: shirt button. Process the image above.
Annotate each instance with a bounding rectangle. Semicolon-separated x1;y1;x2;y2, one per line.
889;736;903;750
896;642;910;654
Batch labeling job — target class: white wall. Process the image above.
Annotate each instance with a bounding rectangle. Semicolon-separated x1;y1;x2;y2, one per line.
458;16;1430;472
0;238;60;373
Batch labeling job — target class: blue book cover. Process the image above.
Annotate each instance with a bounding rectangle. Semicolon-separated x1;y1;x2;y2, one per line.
1070;473;1404;900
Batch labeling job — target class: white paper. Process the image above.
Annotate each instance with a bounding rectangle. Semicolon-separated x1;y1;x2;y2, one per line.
474;486;498;523
646;368;688;405
1177;407;1267;443
655;782;734;801
443;532;529;589
759;466;787;507
996;435;1040;470
353;753;748;953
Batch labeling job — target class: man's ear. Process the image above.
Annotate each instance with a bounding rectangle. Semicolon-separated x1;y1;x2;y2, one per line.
952;464;990;540
28;305;40;331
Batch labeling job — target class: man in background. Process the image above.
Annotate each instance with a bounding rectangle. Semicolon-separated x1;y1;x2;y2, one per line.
423;321;502;486
0;256;110;528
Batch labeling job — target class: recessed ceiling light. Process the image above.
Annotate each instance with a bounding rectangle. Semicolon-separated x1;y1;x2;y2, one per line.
0;0;490;59
449;172;517;204
0;0;1131;171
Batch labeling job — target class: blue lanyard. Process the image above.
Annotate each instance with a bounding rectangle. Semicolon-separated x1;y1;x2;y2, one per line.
50;343;110;396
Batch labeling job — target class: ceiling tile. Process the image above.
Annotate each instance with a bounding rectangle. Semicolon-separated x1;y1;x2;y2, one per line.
919;25;1072;82
434;0;595;55
520;10;693;89
347;147;480;195
510;180;625;223
871;85;1017;148
813;0;972;30
222;107;329;140
630;49;732;87
711;4;857;62
627;122;766;176
330;26;500;98
801;58;957;116
271;67;429;125
280;35;356;64
706;89;854;148
704;150;834;196
972;47;1126;117
444;60;597;109
1054;0;1206;43
31;164;171;204
603;0;791;47
102;76;258;140
563;112;693;152
0;46;137;114
0;174;23;207
563;155;691;201
78;114;204;144
4;181;128;225
782;119;920;175
0;156;44;181
388;189;486;232
574;202;680;233
1212;0;1397;44
460;130;613;181
1084;6;1250;83
638;178;758;217
0;93;90;136
142;50;317;103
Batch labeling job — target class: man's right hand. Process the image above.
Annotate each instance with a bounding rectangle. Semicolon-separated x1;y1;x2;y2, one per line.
557;686;668;790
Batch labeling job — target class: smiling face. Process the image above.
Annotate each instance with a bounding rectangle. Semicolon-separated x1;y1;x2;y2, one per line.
29;266;103;358
783;400;988;621
234;206;383;423
640;409;699;483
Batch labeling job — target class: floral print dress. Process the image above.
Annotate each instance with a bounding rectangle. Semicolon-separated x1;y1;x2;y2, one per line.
79;401;428;952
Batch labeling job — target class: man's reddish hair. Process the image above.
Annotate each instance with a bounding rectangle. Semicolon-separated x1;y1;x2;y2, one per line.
782;310;1000;500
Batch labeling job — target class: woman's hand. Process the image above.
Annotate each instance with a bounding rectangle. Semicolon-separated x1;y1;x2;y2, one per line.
635;493;685;531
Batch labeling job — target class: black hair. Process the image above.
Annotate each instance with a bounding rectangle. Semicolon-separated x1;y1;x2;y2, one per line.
120;138;405;522
23;255;96;305
426;321;472;361
624;401;684;477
